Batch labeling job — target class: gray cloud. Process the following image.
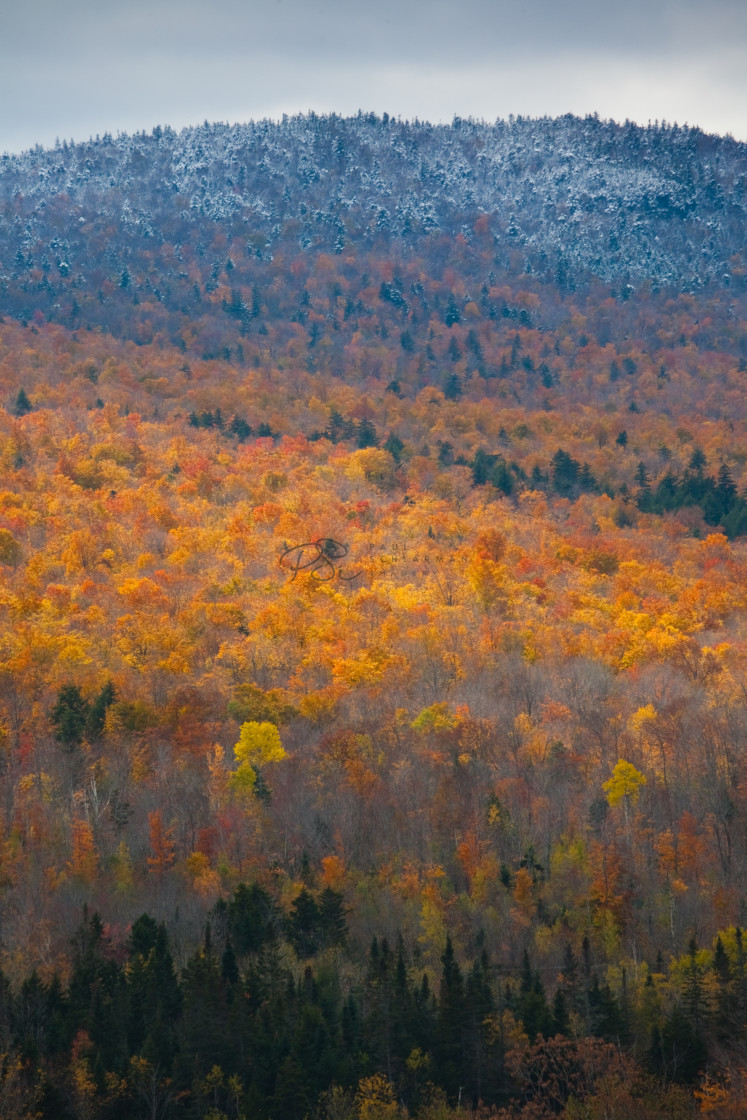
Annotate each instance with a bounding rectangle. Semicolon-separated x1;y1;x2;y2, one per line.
2;0;745;153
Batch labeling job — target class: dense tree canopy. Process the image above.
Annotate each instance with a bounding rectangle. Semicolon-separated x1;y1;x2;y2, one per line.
0;113;746;1117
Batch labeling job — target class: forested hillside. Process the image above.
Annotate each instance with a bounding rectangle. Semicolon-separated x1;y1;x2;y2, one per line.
1;114;747;326
0;115;746;1117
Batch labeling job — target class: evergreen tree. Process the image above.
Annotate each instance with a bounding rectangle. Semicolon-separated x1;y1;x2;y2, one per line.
551;448;581;496
178;928;234;1083
464;952;495;1103
560;943;580;1015
656;1003;707;1083
516;949;553;1041
270;1054;308;1120
14;387;32;415
443;295;461;327
85;680;116;742
712;935;733;1044
221;938;240;987
362;937;396;1078
682;938;709;1040
443;372;462;400
383;433;404;463
356;418;379;449
689;447;707;474
413;970;437;1060
68;911;128;1075
436;937;467;1097
289;888;322;957
318;888;347;949
586;976;624;1041
127;918;181;1069
390;940;416;1075
51;684;90;751
225;882;279;956
716;462;738;510
229;415;252;441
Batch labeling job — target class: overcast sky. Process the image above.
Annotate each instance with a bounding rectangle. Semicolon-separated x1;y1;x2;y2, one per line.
2;0;746;154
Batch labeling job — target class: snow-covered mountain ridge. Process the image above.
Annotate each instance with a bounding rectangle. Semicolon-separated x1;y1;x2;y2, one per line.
2;113;745;291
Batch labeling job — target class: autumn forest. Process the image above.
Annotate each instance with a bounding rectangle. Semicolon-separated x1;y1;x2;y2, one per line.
0;114;747;1118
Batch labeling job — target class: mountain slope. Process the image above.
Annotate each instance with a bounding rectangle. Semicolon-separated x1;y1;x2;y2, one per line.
1;114;745;348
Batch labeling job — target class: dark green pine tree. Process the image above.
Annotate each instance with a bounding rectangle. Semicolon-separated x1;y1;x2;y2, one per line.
635;461;653;512
44;973;69;1058
221;937;240;988
560;943;581;1016
438;440;455;467
551;448;580;496
447;336;462;363
436;936;467;1098
362;937;396;1079
85;680;116;742
489;456;514;496
443;372;462;400
552;988;569;1036
443;295;462;327
241;951;294;1104
356;418;379;449
229;415;252;441
288;887;322;957
586;976;624;1042
383;433;404;463
715;463;738;515
129;912;159;958
413;970;437;1060
689;447;707;474
516;949;552;1042
723;495;747;539
270;1054;309;1120
177;925;234;1083
15;970;51;1062
464;951;495;1105
685;931;707;1034
68;911;128;1076
318;887;347;949
51;685;90;751
14;387;32;416
286;970;340;1106
88;976;129;1076
471;448;496;486
225;881;279;956
466;328;483;364
712;935;733;1045
341;989;362;1066
127;916;182;1070
326;408;348;443
656;1002;707;1083
376;936;427;1094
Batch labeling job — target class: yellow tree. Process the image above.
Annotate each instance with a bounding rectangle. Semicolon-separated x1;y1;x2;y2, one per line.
603;759;647;808
231;720;287;794
603;759;647;839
